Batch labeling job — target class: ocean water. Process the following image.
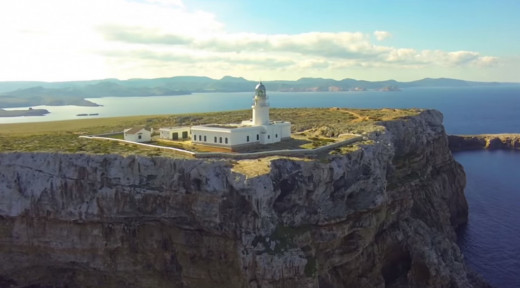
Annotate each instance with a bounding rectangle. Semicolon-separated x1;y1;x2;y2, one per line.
1;85;520;286
455;150;520;288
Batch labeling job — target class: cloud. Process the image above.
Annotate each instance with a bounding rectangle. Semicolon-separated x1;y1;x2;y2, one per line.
99;25;191;45
374;31;391;41
143;0;184;7
99;26;495;68
475;56;499;67
447;51;480;65
101;48;296;69
0;0;502;81
99;28;389;59
386;48;421;63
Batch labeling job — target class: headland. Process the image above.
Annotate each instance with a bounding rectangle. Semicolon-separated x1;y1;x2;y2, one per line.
0;108;490;287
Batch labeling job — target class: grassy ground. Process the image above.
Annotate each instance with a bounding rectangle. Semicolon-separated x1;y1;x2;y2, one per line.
0;108;421;157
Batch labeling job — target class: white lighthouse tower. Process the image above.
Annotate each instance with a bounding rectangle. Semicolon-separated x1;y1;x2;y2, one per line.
252;82;270;126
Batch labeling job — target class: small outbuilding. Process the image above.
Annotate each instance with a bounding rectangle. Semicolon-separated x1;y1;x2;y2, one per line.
159;126;191;140
124;127;152;143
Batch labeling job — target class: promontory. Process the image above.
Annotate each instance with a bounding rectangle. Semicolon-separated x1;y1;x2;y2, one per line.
0;108;488;287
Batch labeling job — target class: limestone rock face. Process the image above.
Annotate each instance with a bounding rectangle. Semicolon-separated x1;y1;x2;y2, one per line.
448;134;520;151
0;110;477;287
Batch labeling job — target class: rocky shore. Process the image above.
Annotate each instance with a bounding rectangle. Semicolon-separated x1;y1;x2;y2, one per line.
0;110;487;287
448;134;520;151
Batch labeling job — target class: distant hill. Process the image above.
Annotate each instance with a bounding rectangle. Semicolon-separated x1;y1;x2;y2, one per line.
0;76;515;108
401;77;503;88
0;81;190;108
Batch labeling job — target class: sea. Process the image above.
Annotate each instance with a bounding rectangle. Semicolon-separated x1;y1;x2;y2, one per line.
1;86;519;287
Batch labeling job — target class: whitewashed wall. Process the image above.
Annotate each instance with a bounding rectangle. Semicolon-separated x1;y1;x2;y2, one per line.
159;127;191;140
191;122;291;148
124;129;151;143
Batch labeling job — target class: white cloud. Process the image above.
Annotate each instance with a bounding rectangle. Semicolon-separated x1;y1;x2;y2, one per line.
447;51;480;65
99;29;389;59
475;56;499;67
0;0;502;81
386;48;419;63
98;27;496;68
374;31;391;41
0;0;223;81
144;0;184;7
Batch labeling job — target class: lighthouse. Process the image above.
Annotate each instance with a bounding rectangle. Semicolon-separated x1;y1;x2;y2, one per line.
252;82;270;126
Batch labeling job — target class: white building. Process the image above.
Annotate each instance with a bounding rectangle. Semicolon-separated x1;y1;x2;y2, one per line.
124;127;152;143
191;83;291;150
159;126;191;140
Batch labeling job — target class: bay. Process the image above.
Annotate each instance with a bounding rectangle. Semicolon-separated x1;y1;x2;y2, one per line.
2;86;519;135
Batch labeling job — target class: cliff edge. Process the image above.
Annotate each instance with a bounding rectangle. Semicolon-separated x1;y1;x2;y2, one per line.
0;110;477;287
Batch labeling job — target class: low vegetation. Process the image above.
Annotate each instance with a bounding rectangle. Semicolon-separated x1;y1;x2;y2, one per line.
0;108;421;157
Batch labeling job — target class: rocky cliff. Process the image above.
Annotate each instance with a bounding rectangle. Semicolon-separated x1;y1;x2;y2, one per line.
448;134;520;151
0;110;478;288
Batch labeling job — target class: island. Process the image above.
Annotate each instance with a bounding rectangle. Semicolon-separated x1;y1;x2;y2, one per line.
0;107;49;117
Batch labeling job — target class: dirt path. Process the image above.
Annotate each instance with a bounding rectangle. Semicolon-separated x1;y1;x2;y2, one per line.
336;108;369;122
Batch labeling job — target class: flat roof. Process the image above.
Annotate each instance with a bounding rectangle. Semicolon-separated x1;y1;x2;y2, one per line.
205;124;240;129
191;124;262;132
159;126;191;130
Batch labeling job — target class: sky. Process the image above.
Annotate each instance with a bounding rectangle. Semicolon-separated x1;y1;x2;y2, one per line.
1;0;519;82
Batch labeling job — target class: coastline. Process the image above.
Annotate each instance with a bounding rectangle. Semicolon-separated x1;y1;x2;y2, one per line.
449;134;520;151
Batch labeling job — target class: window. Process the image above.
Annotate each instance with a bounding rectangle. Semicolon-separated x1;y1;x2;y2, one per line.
214;136;217;143
204;135;207;142
193;134;196;141
219;137;222;143
138;134;142;140
275;134;278;138
246;135;250;142
256;134;259;140
172;132;179;140
182;131;188;139
268;135;270;139
199;135;202;141
225;137;228;144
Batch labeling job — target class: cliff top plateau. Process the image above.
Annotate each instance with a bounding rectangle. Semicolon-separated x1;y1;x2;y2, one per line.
0;108;420;158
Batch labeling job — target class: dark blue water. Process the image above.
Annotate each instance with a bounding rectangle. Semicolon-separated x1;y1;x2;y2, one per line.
270;86;520;134
455;151;520;288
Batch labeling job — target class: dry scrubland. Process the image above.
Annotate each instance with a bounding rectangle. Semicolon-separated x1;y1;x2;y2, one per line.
0;108;421;157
